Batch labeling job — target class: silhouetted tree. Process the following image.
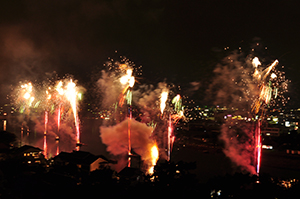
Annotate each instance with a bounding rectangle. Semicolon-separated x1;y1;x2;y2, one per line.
0;131;16;150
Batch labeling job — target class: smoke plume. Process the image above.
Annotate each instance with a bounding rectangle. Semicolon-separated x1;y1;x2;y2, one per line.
220;120;256;174
100;118;155;172
206;50;257;173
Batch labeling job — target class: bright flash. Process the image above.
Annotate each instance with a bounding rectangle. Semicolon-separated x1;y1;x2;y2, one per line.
252;57;261;68
271;73;277;79
160;90;169;114
120;68;134;87
24;93;31;100
148;143;159;175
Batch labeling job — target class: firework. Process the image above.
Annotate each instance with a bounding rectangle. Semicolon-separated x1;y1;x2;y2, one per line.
172;94;182;113
255;121;262;175
167;115;173;161
118;66;136;167
213;50;289;176
119;67;135;107
160;89;168;114
55;136;60;156
249;57;286;175
65;80;81;150
171;94;185;124
251;58;282;114
44;110;48;157
250;57;283;175
148;142;159;175
18;82;35;113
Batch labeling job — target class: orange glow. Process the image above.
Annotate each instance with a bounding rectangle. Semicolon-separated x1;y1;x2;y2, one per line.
148;143;159;175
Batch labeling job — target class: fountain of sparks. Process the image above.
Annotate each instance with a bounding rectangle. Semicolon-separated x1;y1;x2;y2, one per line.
13;77;84;156
18;82;35;146
65;80;81;151
43;88;53;158
160;89;185;162
213;50;289;176
249;57;287;176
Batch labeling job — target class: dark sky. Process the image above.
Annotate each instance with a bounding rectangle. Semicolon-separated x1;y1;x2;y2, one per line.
1;0;300;106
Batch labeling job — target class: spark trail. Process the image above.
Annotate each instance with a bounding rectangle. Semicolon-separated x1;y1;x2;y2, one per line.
65;80;81;151
251;57;280;175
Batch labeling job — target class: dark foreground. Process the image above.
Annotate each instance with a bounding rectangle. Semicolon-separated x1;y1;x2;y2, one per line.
172;145;300;182
0;148;299;199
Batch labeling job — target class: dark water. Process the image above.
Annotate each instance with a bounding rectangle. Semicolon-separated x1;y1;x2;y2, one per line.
80;118;109;156
171;145;300;183
3;117;300;182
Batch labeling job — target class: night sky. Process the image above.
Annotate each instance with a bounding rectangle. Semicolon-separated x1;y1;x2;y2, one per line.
1;0;300;106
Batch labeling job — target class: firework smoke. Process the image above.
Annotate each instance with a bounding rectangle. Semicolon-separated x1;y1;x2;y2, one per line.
100;118;155;172
220;120;256;174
